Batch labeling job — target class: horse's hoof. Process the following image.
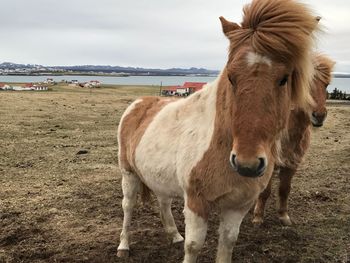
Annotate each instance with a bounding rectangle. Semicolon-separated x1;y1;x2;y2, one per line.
117;249;130;258
279;215;292;226
252;216;264;226
172;233;184;243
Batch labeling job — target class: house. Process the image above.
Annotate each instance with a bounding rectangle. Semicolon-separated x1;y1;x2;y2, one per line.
181;82;206;95
74;80;102;88
161;86;181;96
32;85;48;91
44;78;54;84
0;84;12;90
13;86;30;91
161;82;206;97
89;80;101;87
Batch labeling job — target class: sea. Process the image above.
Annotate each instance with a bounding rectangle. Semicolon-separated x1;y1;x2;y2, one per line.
0;75;349;93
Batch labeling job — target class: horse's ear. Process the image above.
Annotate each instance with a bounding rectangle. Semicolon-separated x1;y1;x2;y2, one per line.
219;16;240;37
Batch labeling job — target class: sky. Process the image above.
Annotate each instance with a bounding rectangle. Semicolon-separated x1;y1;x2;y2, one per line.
1;0;350;72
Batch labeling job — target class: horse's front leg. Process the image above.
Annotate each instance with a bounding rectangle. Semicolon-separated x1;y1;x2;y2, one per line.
252;166;279;225
183;204;208;263
252;176;273;225
215;208;249;263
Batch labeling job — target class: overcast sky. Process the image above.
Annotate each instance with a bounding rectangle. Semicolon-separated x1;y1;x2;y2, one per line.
1;0;349;72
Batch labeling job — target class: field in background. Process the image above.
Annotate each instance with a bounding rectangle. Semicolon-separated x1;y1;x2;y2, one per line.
0;85;349;262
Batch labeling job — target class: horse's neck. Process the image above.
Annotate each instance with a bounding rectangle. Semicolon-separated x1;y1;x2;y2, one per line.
174;72;232;147
184;77;220;108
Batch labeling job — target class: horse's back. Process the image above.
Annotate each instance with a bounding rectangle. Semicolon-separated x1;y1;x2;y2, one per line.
118;96;176;172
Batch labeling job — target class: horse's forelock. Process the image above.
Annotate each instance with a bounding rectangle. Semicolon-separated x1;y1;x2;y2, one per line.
313;54;336;85
240;0;318;62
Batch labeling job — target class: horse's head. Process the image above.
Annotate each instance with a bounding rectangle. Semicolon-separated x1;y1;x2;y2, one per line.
220;0;319;178
310;54;335;127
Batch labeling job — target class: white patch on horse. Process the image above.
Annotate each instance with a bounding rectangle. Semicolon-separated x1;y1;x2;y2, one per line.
183;204;208;263
216;210;245;262
246;52;272;67
134;75;221;197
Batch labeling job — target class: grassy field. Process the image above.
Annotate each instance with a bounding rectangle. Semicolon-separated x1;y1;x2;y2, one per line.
0;85;349;263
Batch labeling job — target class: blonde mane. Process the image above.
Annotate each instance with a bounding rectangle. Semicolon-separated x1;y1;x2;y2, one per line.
226;0;319;111
313;53;336;84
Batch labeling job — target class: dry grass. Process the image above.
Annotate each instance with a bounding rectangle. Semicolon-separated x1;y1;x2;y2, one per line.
0;85;349;263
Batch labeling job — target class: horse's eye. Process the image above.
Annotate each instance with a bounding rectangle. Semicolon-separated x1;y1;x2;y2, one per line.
228;74;236;87
279;75;289;86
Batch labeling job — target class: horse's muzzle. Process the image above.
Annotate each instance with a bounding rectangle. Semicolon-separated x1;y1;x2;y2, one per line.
311;111;327;127
230;153;266;178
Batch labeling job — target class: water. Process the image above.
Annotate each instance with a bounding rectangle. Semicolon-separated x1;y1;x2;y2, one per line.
0;75;217;86
0;75;349;93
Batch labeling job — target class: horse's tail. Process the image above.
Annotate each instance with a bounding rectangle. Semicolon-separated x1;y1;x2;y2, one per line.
140;182;152;204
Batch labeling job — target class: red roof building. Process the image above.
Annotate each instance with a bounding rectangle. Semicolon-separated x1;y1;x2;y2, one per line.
176;82;206;96
161;82;206;96
161;85;181;96
182;82;206;92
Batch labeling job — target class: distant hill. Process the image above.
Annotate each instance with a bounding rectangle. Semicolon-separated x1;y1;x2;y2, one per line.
0;62;38;69
0;62;219;76
333;72;350;78
2;62;349;77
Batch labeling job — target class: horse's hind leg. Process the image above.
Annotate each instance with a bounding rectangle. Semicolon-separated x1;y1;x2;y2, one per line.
117;170;141;258
278;167;295;226
157;195;184;243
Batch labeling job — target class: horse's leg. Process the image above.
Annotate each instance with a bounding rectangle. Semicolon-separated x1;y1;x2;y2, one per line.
117;170;141;257
216;208;249;263
278;167;295;226
183;205;208;263
252;168;276;225
157;195;184;243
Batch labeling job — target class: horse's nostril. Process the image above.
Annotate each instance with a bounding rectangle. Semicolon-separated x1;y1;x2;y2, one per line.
312;112;317;118
257;158;266;174
230;153;237;170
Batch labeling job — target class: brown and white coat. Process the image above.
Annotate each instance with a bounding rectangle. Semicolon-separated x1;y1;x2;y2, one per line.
117;0;320;262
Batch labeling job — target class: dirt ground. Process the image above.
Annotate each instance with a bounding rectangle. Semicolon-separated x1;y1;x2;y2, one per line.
0;85;349;263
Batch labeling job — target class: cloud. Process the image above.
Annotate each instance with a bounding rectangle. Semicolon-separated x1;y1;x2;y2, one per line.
0;0;349;71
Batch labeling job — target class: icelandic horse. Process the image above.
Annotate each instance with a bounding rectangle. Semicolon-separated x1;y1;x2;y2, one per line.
117;0;319;262
253;54;335;226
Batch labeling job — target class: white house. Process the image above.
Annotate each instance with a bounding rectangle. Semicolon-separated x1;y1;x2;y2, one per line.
0;84;12;90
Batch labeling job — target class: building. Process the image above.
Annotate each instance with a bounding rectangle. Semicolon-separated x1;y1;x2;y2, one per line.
44;78;54;84
182;82;206;94
89;80;101;87
79;80;101;88
161;86;181;96
0;84;12;90
161;82;206;97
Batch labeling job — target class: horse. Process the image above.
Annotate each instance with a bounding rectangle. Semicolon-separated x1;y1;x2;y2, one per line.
252;53;335;226
117;0;319;262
